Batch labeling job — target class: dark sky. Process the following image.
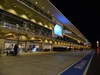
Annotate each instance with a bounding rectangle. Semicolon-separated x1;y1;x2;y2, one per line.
50;0;100;47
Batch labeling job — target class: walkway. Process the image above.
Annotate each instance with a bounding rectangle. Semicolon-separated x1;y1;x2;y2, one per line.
0;51;88;75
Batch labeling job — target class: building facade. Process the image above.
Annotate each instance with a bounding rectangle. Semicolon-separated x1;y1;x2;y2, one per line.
0;0;90;54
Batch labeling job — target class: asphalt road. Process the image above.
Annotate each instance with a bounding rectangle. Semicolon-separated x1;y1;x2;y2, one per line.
86;54;100;75
0;51;89;75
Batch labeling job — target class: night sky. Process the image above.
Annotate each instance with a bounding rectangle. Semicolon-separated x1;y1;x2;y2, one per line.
50;0;100;47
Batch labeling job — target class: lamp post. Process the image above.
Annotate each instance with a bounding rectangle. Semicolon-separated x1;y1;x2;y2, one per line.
96;41;99;47
96;40;99;55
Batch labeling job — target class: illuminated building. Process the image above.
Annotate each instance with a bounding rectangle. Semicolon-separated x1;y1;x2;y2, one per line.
0;0;90;53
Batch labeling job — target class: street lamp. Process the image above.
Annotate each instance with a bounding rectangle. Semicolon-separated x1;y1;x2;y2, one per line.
96;41;99;47
96;41;100;55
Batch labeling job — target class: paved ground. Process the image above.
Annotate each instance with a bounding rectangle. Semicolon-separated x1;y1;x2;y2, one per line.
86;54;100;75
0;51;89;75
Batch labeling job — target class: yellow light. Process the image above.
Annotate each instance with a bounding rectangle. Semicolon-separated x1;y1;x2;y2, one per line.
35;1;38;4
20;36;27;40
0;5;3;9
5;33;17;40
77;40;81;43
7;9;17;15
97;41;99;43
38;22;43;25
58;42;60;45
49;40;52;44
55;41;57;44
44;25;48;28
96;40;99;47
31;37;35;40
21;14;29;20
44;40;48;43
31;19;36;23
5;33;13;36
49;24;53;30
49;26;52;30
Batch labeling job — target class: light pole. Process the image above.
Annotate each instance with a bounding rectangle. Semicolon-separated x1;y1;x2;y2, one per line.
96;40;99;55
96;41;99;47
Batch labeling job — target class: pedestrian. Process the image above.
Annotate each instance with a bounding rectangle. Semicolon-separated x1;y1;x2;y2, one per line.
10;44;14;56
14;44;19;56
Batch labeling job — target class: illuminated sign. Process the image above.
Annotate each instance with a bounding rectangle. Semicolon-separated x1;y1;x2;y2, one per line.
54;24;63;36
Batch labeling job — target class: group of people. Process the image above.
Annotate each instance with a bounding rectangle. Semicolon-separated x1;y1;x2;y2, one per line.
7;44;40;56
7;44;19;56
